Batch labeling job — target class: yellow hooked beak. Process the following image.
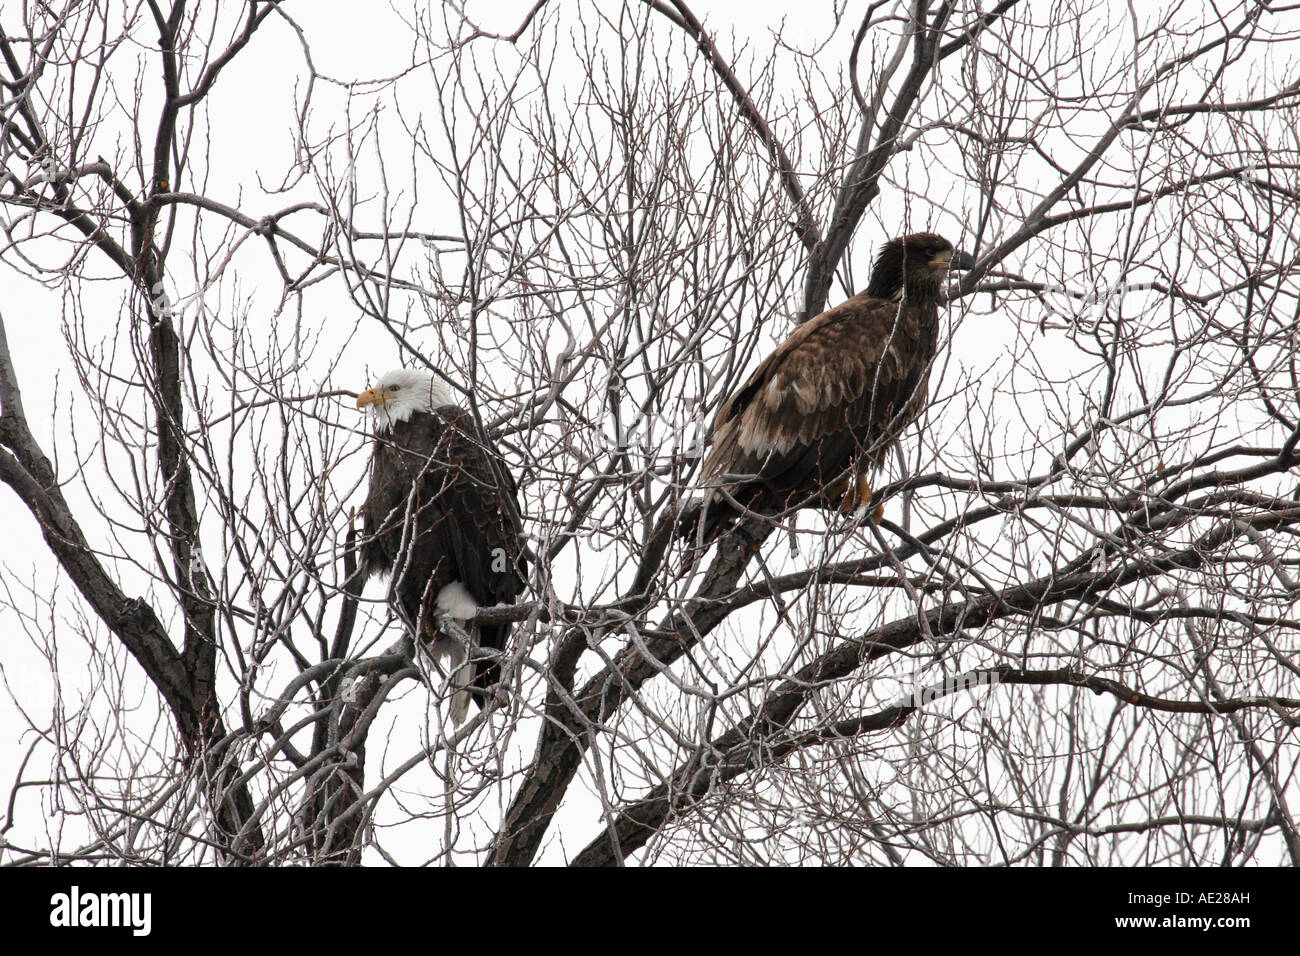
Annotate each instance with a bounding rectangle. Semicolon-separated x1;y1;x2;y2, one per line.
357;386;388;409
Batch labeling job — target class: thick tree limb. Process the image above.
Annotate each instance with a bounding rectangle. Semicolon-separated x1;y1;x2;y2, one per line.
571;502;1300;865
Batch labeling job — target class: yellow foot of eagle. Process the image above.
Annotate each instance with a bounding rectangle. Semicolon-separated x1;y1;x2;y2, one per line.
826;474;884;523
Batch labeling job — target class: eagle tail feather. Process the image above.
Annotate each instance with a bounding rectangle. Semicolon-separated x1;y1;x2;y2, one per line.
432;635;476;725
448;661;474;725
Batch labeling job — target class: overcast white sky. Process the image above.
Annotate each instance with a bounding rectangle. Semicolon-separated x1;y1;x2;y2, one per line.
3;0;1298;865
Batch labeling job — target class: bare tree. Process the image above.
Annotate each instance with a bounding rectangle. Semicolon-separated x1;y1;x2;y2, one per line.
1;0;1298;867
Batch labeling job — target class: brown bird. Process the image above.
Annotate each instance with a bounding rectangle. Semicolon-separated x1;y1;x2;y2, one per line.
683;232;976;541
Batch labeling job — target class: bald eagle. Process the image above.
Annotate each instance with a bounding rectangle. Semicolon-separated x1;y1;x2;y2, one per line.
357;367;527;723
685;232;975;540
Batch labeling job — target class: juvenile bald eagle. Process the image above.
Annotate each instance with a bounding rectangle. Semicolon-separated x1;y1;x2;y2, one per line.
358;367;526;723
685;232;975;541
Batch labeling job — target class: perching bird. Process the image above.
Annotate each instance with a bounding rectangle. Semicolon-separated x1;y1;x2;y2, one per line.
683;232;976;541
357;367;527;723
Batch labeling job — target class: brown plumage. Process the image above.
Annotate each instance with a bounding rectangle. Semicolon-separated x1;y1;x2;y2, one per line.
358;367;527;723
684;232;975;540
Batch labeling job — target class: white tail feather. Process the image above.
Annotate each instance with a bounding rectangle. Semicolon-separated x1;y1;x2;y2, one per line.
448;661;474;725
430;582;481;725
433;632;476;726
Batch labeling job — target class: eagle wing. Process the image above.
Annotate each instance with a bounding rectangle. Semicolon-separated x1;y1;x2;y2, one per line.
425;406;527;615
701;292;936;498
361;407;526;692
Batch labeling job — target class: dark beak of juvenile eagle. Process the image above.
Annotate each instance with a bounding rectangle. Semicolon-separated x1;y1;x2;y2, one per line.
933;248;977;271
925;244;977;274
926;245;976;300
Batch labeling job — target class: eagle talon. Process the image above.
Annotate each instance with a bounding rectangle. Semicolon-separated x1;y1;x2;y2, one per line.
836;473;879;521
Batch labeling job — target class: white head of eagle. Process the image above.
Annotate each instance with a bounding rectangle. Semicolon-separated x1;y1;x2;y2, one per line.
356;367;457;429
355;365;526;724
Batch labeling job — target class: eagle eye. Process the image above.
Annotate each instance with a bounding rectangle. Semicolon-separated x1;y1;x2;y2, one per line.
388;384;401;391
